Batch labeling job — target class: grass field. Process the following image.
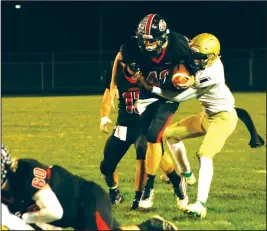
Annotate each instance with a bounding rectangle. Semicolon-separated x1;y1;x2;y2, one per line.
2;92;266;230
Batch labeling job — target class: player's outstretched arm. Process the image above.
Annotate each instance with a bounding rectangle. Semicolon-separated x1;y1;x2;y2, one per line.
110;52;123;107
100;88;113;133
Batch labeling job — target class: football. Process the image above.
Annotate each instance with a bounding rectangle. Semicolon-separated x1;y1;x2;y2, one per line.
171;64;190;86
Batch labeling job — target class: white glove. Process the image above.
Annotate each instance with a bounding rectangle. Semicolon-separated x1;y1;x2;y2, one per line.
100;117;112;133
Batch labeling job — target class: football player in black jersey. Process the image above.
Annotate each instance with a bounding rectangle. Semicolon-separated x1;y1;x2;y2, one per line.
1;145;178;230
110;14;190;210
99;59;187;211
99;60;147;210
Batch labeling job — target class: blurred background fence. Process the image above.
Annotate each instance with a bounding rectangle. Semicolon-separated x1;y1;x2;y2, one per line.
2;48;266;95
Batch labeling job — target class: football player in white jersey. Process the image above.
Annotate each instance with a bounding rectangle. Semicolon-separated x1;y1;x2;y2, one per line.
137;33;238;218
1;203;35;230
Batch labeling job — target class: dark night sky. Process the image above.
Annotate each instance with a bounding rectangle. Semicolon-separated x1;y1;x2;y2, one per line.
2;1;267;54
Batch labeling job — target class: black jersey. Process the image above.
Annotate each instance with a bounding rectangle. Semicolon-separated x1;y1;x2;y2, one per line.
120;32;190;99
117;66;140;128
101;65;141;128
1;158;90;228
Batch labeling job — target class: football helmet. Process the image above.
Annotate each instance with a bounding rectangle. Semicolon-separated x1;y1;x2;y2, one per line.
1;145;13;186
136;14;170;56
189;33;220;70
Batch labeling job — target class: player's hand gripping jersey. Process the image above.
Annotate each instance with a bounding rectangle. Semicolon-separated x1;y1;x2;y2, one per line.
120;32;190;99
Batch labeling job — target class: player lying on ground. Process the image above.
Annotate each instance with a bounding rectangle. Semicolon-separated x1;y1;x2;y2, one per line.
136;33;244;218
110;13;192;211
1;145;178;230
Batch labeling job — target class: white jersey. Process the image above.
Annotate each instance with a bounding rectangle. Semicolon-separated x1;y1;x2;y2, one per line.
1;203;34;230
193;58;235;115
150;58;235;116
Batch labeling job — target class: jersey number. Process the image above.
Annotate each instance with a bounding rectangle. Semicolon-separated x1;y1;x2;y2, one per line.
31;167;47;189
146;69;169;87
122;91;139;114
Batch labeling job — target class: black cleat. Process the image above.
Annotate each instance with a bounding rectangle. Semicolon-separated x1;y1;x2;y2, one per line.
109;188;124;205
249;135;265;148
146;215;178;230
130;199;140;210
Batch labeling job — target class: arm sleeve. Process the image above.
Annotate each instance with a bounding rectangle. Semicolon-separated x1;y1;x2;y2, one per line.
22;186;63;224
152;87;198;102
152;84;215;103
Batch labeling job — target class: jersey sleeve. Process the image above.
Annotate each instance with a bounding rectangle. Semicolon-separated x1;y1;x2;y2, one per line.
195;61;224;88
16;159;50;198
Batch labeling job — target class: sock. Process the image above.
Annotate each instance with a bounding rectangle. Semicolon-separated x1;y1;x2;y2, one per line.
134;191;142;201
167;170;181;188
146;174;156;190
197;156;213;204
166;140;191;174
182;172;192;178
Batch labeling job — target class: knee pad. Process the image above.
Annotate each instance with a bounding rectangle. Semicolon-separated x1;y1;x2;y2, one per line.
135;135;147;160
100;160;116;176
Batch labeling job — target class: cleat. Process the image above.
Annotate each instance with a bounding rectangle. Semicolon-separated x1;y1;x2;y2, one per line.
146;215;178;230
185;201;207;218
130;199;139;210
249;135;265;148
176;195;188;211
182;172;196;186
139;188;155;209
174;176;188;211
109;188;124;205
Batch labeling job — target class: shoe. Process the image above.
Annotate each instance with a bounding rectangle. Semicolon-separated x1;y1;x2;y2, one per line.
176;195;188;211
185;201;207;218
182;172;196;186
146;215;178;230
130;199;139;210
249;135;265;148
174;176;188;211
139;188;155;209
160;174;171;184
109;188;124;205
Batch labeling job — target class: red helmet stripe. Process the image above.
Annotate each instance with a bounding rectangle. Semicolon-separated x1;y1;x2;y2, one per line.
145;14;156;36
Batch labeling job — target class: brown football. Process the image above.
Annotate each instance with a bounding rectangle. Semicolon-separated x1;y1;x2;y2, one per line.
171;64;190;86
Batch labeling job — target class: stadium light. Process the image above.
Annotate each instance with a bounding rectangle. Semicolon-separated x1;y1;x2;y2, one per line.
15;5;21;9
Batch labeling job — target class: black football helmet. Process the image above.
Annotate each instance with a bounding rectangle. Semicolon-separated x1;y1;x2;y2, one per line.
136;14;170;56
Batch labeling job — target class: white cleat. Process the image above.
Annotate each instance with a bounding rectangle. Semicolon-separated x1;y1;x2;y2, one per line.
184;173;196;186
185;201;207;218
139;189;155;209
176;194;188;211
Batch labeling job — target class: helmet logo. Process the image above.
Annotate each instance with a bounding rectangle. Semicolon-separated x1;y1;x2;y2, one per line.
159;19;166;32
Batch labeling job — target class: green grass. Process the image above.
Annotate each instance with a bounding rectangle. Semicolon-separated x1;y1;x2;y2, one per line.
2;93;266;230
